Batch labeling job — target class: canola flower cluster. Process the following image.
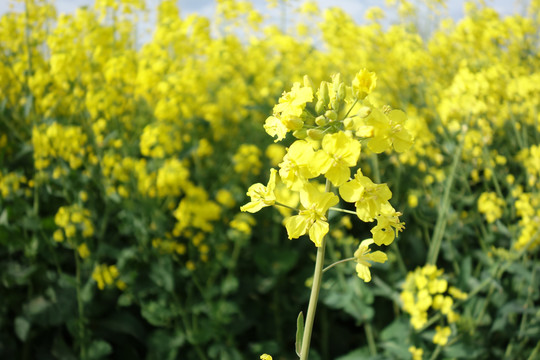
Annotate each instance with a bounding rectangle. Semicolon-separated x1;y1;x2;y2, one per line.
400;265;468;347
241;69;413;282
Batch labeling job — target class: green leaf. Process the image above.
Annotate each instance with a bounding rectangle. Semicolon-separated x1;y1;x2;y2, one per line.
295;311;304;358
14;316;30;342
24;296;51;316
87;339;112;360
141;300;172;326
94;311;147;342
335;347;369;360
380;318;409;341
221;275;239;295
149;257;174;292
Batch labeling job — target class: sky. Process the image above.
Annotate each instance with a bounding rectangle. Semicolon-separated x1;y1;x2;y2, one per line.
0;0;527;37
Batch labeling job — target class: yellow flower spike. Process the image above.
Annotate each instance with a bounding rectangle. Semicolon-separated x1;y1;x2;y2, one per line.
312;132;361;187
283;183;338;247
352;68;377;99
353;238;388;282
240;169;278;213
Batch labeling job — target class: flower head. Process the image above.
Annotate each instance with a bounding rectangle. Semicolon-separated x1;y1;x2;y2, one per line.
240;168;277;213
354;238;387;282
352;68;377;99
284;183;338;246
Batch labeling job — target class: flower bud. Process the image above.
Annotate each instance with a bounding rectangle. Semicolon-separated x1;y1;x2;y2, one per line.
337;82;346;102
325;110;338;121
303;75;315;92
357;106;372;118
315;115;328;126
319;82;330;106
315;99;326;115
307;129;324;140
293;129;307;139
343;117;355;130
283;116;304;130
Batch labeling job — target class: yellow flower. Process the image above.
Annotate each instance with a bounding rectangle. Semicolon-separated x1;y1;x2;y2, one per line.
264;116;289;142
352;68;377;99
312;132;361;186
339;169;392;222
283;183;339;247
279;140;317;191
216;189;236;208
273;82;313;118
371;204;405;246
365;108;413;153
409;346;423;360
260;354;273;360
53;229;64;242
353;238;387;282
77;243;90;259
240;169;277;213
433;325;451;346
477;191;505;223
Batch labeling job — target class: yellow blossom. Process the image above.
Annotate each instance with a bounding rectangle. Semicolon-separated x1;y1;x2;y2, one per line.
240;168;277;213
312;132;361;186
339;169;393;222
283;183;338;247
353;238;388;282
352;68;377;99
433;325;451;346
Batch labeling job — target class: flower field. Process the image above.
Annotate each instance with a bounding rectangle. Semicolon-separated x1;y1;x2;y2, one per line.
1;0;539;359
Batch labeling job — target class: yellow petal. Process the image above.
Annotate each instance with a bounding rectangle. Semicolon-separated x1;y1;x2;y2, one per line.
368;250;388;263
309;220;329;247
356;263;372;282
325;164;350;187
339;179;364;202
284;215;309;239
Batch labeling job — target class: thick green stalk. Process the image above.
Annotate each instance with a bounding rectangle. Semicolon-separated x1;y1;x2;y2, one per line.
299;180;332;360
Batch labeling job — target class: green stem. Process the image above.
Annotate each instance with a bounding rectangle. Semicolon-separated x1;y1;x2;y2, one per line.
300;179;331;360
322;257;355;273
527;341;540;360
343;98;359;119
329;207;357;215
371;154;381;184
75;251;87;360
426;128;465;265
428;345;442;360
365;323;377;356
275;201;299;212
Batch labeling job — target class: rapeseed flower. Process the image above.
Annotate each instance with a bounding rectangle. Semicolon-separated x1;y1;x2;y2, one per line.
353;238;387;282
312;132;361;186
339;169;393;222
283;183;338;247
240;169;278;213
